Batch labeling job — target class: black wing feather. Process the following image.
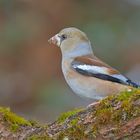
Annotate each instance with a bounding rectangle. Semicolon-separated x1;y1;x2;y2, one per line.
71;62;140;88
73;66;123;84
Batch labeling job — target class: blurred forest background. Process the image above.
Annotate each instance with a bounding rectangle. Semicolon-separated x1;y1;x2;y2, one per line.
0;0;140;123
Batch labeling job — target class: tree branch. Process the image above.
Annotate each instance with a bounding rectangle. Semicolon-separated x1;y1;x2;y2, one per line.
0;89;140;140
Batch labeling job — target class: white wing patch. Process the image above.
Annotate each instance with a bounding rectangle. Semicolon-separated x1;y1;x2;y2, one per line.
73;64;109;75
111;74;128;82
73;64;128;83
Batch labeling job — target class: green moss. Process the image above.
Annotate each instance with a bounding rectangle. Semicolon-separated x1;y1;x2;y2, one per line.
27;135;51;140
58;124;97;140
118;89;140;101
58;125;86;139
56;89;140;139
0;89;139;138
115;89;140;121
91;89;140;136
96;108;113;124
29;120;40;127
117;91;132;101
0;107;31;132
70;118;79;126
57;108;82;123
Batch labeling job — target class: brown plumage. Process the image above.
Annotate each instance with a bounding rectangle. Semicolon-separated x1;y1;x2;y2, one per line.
74;55;119;75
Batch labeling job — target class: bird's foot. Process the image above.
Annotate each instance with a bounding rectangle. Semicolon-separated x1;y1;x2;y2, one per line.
87;101;100;108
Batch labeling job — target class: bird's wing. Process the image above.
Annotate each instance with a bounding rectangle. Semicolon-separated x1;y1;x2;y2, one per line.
71;55;139;87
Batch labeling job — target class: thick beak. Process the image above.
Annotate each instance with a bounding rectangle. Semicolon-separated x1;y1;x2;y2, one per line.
48;34;61;47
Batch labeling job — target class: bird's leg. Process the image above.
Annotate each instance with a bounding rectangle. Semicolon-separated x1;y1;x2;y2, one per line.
87;101;100;108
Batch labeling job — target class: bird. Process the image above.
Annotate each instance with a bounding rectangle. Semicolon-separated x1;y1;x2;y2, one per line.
48;27;139;100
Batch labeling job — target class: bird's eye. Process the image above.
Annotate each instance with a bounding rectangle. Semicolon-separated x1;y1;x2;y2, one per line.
61;34;67;40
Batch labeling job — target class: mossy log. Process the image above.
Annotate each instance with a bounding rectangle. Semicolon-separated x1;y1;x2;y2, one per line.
0;89;140;140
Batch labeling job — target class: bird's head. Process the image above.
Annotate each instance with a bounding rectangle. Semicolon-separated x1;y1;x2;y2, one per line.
49;27;92;51
48;27;92;56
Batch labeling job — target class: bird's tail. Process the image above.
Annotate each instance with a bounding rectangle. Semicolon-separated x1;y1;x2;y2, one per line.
127;79;140;88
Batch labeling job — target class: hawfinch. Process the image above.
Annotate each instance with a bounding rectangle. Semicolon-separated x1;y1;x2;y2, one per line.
48;27;139;100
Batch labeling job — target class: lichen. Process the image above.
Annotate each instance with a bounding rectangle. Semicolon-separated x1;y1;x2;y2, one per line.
0;107;31;132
